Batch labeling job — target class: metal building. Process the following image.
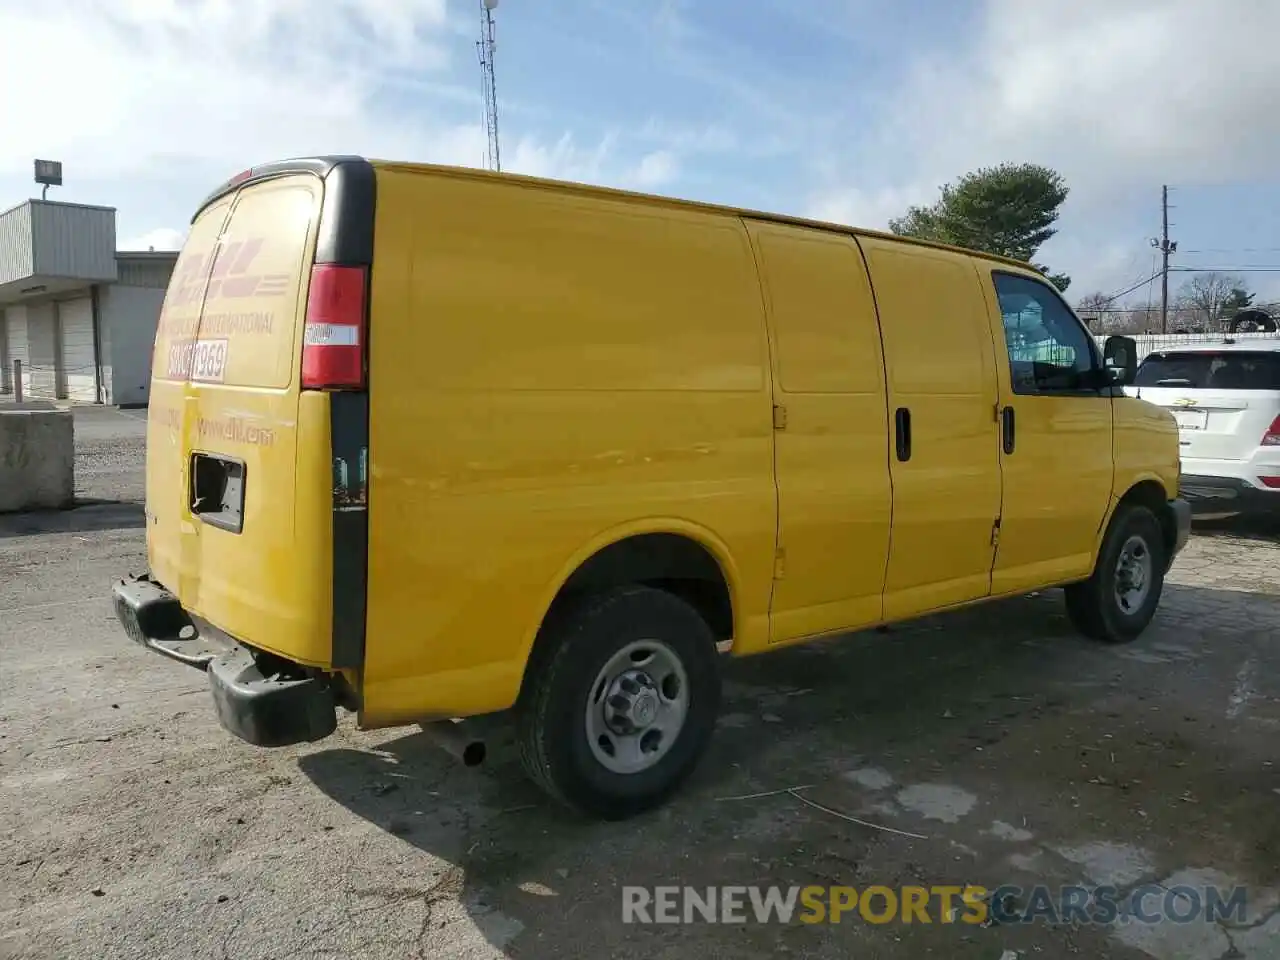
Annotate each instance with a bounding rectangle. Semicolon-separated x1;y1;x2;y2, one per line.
0;198;178;407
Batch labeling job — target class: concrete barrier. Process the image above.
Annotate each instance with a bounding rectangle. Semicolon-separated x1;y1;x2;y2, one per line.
0;408;75;512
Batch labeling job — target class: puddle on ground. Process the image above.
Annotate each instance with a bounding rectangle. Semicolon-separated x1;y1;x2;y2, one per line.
894;783;977;823
843;766;895;791
1008;850;1045;872
987;820;1034;843
1054;841;1155;887
863;800;901;820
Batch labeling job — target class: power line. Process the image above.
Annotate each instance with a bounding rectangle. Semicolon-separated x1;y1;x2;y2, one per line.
1169;266;1280;274
1179;247;1280;255
1098;270;1166;305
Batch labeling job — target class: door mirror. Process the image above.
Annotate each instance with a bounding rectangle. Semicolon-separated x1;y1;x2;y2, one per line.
1103;335;1137;386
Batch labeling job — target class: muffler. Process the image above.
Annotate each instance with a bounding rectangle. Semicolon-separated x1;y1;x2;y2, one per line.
421;718;487;767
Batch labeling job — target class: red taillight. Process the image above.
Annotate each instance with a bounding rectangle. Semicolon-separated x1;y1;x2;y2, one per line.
1259;476;1280;488
301;264;367;390
1262;414;1280;447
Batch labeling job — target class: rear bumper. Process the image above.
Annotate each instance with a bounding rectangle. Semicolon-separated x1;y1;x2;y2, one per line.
111;576;337;747
1179;475;1280;516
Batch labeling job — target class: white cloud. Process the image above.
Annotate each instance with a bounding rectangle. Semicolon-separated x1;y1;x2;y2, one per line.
804;183;938;231
0;0;460;180
0;0;634;246
120;228;186;252
807;0;1280;291
628;150;680;189
870;0;1280;196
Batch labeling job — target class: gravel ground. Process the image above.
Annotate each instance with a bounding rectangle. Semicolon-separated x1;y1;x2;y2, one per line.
1;407;1278;960
72;407;147;505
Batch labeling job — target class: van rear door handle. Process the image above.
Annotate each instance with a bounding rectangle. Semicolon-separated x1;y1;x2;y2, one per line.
1001;406;1016;455
894;407;912;462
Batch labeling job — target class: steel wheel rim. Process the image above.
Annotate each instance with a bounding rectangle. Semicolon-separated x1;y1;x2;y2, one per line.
585;639;689;775
1114;534;1153;615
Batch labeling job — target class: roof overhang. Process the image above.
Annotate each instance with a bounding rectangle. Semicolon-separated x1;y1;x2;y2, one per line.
0;275;98;307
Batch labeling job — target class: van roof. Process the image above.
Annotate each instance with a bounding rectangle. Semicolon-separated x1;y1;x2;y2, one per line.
195;155;1040;275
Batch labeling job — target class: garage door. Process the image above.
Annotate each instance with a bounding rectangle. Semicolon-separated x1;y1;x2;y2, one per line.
25;302;58;399
4;305;31;397
0;309;9;394
58;296;98;402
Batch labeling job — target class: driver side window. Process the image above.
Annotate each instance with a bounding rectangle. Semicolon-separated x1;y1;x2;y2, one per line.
992;272;1098;395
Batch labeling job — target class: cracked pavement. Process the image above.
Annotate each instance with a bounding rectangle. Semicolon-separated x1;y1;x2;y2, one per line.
1;406;1278;959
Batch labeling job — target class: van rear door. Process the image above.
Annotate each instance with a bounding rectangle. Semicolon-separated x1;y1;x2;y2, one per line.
146;167;353;669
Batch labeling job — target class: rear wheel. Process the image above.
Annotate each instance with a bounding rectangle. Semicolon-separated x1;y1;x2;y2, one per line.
516;585;721;819
1064;504;1167;643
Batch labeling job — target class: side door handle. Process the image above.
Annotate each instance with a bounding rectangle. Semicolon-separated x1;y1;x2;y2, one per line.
1001;405;1016;455
894;407;912;462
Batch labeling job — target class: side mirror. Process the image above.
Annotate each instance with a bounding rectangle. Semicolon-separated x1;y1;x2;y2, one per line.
1103;335;1137;386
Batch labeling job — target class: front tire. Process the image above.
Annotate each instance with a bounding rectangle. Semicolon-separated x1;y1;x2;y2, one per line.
516;585;721;820
1064;504;1167;643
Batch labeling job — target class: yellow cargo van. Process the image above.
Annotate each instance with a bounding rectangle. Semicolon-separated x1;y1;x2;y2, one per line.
113;156;1190;819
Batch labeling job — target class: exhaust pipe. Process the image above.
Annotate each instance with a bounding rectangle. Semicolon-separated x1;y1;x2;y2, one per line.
421;718;486;767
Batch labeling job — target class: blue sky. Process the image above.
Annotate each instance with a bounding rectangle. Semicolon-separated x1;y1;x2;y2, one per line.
2;0;1278;307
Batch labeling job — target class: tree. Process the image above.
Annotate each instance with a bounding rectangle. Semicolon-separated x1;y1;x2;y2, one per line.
889;162;1072;291
1176;273;1249;330
1073;292;1115;331
1075;291;1112;314
1121;308;1155;334
1222;286;1255;315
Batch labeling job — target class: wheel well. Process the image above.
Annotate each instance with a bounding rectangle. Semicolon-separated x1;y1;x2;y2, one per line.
532;532;734;660
1116;480;1175;558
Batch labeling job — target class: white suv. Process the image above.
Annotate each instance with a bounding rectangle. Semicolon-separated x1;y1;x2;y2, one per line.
1126;339;1280;516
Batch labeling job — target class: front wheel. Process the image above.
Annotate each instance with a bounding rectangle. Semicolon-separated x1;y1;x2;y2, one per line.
1064;504;1167;643
516;585;721;820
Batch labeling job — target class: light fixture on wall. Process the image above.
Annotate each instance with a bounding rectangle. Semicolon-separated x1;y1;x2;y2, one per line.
33;159;63;200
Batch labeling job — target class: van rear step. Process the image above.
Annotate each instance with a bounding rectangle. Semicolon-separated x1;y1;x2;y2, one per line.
112;576;337;747
112;576;228;666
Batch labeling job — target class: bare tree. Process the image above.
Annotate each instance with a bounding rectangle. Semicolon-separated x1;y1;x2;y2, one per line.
1073;292;1129;333
1074;291;1111;320
1176;273;1249;330
1075;292;1109;312
1122;307;1159;334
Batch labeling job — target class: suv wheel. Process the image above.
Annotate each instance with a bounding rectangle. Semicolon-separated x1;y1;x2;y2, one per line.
1064;504;1167;643
516;585;721;819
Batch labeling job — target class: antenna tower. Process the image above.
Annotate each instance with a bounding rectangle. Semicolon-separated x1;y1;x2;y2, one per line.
477;0;501;172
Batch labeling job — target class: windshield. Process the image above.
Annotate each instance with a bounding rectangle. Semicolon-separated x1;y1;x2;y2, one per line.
1134;351;1280;390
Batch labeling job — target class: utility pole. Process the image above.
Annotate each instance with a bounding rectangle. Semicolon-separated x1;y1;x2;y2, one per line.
1152;185;1177;334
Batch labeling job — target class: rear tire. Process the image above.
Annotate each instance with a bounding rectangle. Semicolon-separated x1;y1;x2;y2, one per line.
1064;504;1167;644
516;585;721;820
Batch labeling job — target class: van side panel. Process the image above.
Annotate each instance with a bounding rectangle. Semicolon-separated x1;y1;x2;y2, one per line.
857;237;1003;620
359;165;777;726
744;220;892;644
1111;398;1180;501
